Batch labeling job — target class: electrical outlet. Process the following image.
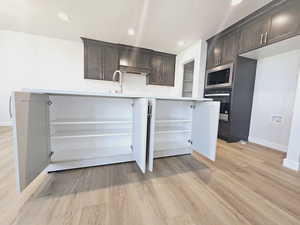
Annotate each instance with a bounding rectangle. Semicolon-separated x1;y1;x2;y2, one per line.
271;115;283;125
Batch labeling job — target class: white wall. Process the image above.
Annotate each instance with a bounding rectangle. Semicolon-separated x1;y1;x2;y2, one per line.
284;71;300;171
0;30;207;125
249;50;300;152
175;40;207;99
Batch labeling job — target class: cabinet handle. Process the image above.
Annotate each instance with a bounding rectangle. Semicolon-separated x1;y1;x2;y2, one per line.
264;32;268;44
9;96;12;119
260;33;264;45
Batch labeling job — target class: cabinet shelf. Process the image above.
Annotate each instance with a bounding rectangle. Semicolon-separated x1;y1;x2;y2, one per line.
51;119;132;125
155;129;191;134
51;129;132;140
153;141;192;158
156;119;192;123
183;80;193;83
154;141;190;151
51;146;132;162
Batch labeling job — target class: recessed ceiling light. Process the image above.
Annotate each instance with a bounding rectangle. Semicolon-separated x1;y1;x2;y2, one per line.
231;0;243;6
58;12;70;22
128;28;135;36
178;41;185;47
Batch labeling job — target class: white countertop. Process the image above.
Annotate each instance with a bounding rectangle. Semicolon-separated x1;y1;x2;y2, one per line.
22;89;212;102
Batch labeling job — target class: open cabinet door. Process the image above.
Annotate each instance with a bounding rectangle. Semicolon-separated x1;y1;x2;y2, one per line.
11;92;51;192
132;98;148;173
147;99;156;172
191;101;220;161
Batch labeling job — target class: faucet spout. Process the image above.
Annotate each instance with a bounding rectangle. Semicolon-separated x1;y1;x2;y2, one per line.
112;70;123;94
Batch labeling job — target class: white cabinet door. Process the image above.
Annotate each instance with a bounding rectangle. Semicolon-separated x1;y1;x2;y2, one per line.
132;98;148;173
11;92;50;192
191;101;220;161
147;99;156;172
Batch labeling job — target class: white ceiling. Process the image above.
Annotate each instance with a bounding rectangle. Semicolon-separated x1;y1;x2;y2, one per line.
0;0;273;54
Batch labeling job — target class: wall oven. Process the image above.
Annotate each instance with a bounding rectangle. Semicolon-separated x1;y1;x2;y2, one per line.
204;91;231;122
205;63;233;89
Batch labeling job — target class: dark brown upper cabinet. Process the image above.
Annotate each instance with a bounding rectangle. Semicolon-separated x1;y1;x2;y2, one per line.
82;38;119;81
82;38;176;86
148;53;163;85
239;16;270;54
268;0;300;45
221;31;238;65
118;45;152;73
102;44;120;81
162;53;176;86
207;31;237;69
147;52;176;86
237;0;300;54
206;37;223;69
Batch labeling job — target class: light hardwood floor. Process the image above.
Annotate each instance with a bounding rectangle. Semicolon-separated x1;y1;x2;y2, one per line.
1;127;300;225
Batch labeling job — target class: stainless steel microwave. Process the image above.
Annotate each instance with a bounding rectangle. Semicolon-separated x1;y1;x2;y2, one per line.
205;63;233;89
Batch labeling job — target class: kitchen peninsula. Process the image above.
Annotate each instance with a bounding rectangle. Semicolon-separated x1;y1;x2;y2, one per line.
11;89;220;192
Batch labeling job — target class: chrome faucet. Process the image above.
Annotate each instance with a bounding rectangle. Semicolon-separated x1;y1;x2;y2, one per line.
112;70;123;94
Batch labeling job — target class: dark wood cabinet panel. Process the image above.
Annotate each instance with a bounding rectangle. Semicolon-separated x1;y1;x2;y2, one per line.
239;16;270;54
119;45;152;70
206;40;215;70
82;38;175;86
148;53;175;86
268;0;300;44
162;54;176;86
82;38;119;81
83;40;103;80
148;53;163;85
207;31;237;69
221;32;238;65
102;45;119;81
206;38;223;69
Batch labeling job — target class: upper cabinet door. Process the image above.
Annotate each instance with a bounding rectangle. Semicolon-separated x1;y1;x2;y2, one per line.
162;54;176;86
102;44;119;81
268;1;300;44
206;38;223;69
148;53;162;85
83;40;104;80
148;53;175;86
221;32;238;65
239;16;270;54
191;101;220;161
119;46;152;70
82;38;119;81
11;92;50;192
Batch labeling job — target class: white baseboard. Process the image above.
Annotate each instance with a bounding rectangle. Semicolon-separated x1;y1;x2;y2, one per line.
0;121;12;127
283;158;300;171
248;136;287;152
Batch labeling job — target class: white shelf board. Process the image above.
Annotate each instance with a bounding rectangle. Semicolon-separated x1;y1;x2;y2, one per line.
51;129;132;139
51;119;132;125
156;119;192;123
51;146;132;162
154;148;192;158
155;129;191;134
154;141;190;151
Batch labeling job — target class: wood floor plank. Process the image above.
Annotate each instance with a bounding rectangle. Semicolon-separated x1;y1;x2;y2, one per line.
1;127;300;225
